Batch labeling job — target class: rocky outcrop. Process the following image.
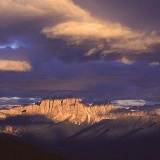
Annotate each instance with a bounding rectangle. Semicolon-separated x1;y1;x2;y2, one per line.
0;126;20;135
0;98;118;124
0;98;159;125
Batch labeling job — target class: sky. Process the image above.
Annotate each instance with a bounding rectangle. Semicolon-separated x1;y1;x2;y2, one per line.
0;0;160;105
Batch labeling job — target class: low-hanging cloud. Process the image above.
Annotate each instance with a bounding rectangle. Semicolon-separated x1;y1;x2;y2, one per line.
0;60;32;72
150;62;160;67
120;57;134;65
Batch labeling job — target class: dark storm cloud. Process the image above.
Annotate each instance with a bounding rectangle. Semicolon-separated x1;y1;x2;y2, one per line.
0;0;160;102
75;0;160;29
0;60;160;100
0;0;160;63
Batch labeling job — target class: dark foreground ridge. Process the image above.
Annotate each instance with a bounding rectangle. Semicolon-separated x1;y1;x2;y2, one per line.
0;133;66;160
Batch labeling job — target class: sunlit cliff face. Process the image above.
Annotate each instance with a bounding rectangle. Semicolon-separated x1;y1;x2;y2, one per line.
0;0;160;99
1;98;160;126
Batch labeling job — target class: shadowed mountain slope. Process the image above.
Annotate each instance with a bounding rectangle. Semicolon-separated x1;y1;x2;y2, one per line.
0;133;67;160
1;98;160;160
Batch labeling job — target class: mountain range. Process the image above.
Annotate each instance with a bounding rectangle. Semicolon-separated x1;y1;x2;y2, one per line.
1;98;160;160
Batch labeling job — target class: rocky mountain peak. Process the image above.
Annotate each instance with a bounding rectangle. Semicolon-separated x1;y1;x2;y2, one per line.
0;97;160;125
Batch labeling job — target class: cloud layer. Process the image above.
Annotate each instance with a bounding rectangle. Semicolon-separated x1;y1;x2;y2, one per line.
0;0;160;101
0;60;31;72
41;0;160;56
1;0;160;57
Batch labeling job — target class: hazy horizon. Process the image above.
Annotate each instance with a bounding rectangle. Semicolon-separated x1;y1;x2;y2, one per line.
0;96;160;109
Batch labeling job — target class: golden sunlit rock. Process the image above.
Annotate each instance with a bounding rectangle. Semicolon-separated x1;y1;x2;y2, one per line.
0;98;158;125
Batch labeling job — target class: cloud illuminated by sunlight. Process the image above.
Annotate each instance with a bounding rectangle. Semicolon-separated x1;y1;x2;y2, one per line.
120;57;134;65
41;1;160;56
1;0;160;57
0;60;32;72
